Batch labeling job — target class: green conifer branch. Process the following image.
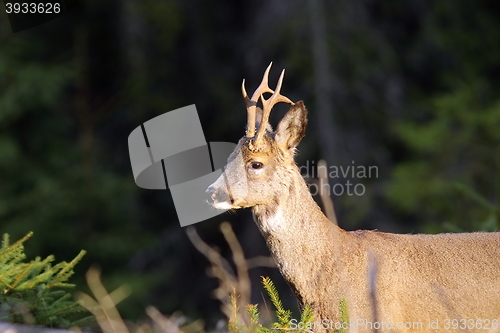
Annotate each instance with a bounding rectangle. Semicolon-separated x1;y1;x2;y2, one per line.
226;277;320;333
260;276;291;329
246;304;260;332
0;232;92;328
299;305;313;325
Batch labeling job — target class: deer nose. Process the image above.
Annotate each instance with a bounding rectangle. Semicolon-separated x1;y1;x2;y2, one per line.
206;187;218;202
206;186;232;204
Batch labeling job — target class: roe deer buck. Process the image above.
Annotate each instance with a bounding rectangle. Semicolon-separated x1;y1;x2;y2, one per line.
206;63;500;333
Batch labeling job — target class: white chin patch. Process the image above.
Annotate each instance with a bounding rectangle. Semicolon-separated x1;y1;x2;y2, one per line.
212;201;234;210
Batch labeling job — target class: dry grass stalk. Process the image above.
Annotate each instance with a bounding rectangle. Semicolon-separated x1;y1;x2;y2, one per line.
186;222;276;327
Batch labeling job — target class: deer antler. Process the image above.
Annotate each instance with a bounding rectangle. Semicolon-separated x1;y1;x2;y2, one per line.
254;67;294;145
242;63;294;144
242;63;273;138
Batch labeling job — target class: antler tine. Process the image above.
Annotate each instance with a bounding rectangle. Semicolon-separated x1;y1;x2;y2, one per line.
254;68;294;144
242;79;256;138
251;62;274;101
244;62;275;138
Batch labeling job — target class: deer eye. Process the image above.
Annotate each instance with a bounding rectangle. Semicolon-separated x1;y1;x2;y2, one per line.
250;162;264;170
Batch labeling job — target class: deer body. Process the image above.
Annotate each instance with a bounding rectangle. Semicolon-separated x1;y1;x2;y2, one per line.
207;64;500;332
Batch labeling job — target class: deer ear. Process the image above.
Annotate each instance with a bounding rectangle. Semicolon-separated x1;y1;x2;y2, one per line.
275;101;307;150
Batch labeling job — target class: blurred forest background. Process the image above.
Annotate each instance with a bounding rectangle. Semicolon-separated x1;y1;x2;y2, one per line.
1;0;500;329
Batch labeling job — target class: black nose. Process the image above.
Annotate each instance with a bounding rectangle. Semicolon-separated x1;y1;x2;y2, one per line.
206;187;218;202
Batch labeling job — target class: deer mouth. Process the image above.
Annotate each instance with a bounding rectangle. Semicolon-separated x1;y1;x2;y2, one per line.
211;200;234;210
210;197;247;210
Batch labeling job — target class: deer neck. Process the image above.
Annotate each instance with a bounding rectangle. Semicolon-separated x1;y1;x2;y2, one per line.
252;166;344;304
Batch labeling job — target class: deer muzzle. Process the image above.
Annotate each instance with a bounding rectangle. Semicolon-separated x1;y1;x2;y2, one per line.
206;185;233;210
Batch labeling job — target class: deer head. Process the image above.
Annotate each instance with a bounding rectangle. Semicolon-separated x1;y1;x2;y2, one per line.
206;63;307;211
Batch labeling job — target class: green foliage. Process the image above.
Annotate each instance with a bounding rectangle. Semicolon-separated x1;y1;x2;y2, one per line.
0;19;152;321
0;232;93;328
384;3;500;233
261;276;292;329
387;81;500;233
337;298;349;333
228;277;314;333
227;295;262;333
227;277;351;333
